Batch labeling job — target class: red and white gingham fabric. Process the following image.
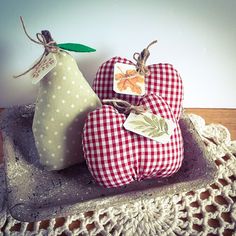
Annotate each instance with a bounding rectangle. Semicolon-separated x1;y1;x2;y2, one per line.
93;57;184;121
83;94;184;188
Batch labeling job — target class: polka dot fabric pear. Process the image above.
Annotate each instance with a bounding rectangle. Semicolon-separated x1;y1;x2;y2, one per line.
33;51;101;170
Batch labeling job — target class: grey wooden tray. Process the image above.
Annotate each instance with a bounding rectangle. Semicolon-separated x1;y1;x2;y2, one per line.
0;164;6;222
0;105;217;222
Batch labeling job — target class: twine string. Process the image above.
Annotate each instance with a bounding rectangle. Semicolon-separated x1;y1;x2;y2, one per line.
13;17;59;79
133;40;157;76
103;99;146;115
19;16;57;52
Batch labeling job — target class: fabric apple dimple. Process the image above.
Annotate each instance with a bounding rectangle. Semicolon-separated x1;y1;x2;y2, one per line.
82;94;184;188
93;57;184;121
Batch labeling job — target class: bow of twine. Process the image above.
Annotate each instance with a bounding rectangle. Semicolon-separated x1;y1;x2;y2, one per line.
133;40;157;76
14;17;59;79
103;99;146;115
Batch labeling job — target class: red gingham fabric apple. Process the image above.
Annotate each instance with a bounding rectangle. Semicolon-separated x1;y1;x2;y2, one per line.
93;57;184;121
82;94;184;188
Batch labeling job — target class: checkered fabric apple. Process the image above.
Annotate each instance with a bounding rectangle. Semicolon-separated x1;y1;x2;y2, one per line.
93;57;184;121
82;94;184;188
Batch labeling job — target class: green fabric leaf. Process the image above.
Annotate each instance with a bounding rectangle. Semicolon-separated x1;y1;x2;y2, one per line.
57;43;96;53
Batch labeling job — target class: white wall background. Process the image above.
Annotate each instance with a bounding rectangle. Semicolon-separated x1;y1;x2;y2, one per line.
0;0;235;108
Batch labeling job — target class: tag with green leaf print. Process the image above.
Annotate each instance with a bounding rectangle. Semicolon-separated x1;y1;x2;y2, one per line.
123;111;176;143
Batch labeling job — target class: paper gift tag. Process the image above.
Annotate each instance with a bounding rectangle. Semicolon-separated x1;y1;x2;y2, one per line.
31;53;57;84
113;63;145;96
123;111;176;144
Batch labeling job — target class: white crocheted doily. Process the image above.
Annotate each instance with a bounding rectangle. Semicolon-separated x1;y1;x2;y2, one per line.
0;114;236;236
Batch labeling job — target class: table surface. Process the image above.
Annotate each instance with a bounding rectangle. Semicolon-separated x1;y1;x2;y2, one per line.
186;108;236;140
0;108;235;235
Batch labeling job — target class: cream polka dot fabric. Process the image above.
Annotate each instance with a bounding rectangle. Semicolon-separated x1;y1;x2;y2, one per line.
33;51;101;171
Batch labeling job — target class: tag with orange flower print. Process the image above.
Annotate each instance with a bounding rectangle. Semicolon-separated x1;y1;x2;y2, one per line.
113;63;145;96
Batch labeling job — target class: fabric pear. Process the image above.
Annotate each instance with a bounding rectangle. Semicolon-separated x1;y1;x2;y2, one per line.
33;50;101;170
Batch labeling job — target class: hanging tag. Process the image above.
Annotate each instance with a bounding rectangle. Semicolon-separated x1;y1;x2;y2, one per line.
57;43;96;52
31;53;57;84
113;63;145;96
123;111;176;143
